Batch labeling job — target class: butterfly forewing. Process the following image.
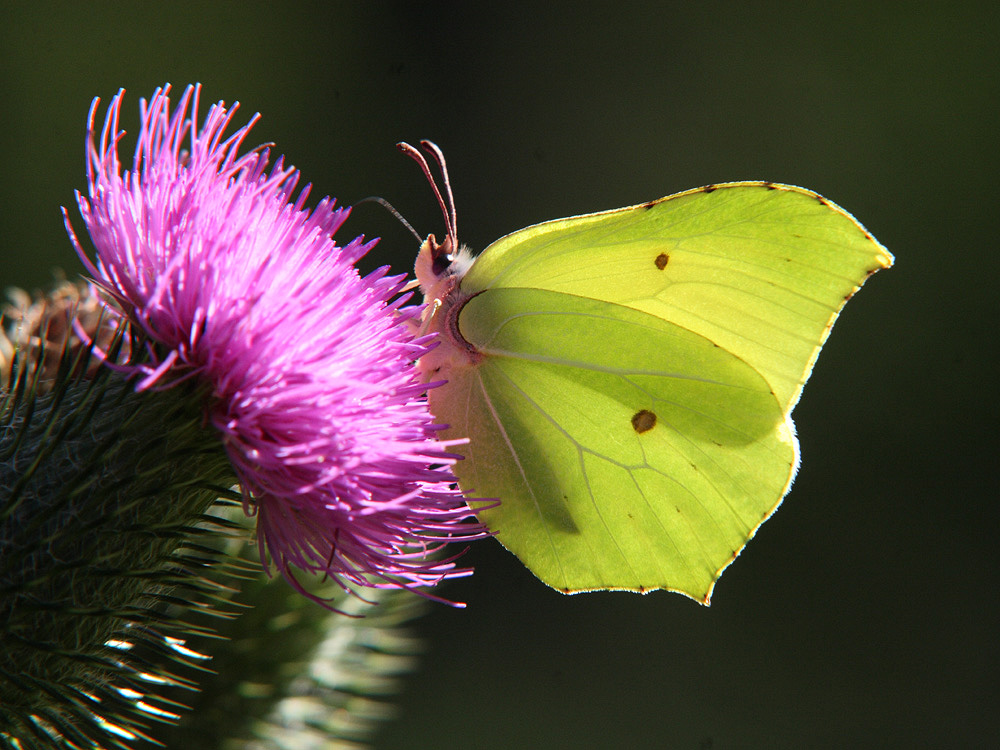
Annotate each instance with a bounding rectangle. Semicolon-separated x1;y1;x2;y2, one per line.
464;183;893;412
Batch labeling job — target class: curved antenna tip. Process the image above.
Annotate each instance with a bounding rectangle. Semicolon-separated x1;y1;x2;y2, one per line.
399;139;458;250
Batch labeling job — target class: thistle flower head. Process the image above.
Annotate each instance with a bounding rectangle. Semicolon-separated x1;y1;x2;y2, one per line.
66;84;489;602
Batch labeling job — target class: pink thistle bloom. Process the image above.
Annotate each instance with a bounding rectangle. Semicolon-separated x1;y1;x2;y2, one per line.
65;84;490;602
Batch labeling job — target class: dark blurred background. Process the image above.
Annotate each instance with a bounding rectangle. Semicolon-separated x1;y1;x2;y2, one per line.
2;3;996;748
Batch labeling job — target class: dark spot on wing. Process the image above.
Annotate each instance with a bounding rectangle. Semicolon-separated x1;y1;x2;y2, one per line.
703;184;718;193
631;409;657;433
641;201;656;210
654;252;669;270
763;182;778;190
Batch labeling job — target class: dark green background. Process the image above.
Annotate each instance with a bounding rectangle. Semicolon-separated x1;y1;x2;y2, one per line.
3;3;995;747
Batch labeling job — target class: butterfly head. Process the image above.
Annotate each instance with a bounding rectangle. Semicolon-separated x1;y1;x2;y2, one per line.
400;140;481;378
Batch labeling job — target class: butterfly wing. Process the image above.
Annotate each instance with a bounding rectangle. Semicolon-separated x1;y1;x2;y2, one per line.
431;288;792;601
463;182;893;411
431;183;892;601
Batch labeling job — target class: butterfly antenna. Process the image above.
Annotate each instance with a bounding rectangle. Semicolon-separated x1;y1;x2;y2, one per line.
397;140;458;250
419;140;458;247
354;195;423;243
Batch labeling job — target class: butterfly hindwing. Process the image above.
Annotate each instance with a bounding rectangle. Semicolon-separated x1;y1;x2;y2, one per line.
432;287;794;600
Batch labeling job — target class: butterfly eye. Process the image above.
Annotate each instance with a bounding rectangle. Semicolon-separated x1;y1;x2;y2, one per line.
432;249;454;277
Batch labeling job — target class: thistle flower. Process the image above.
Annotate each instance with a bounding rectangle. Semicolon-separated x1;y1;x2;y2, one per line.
65;84;489;601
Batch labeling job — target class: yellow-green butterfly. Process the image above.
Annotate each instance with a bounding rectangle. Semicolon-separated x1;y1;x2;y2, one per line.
401;141;892;604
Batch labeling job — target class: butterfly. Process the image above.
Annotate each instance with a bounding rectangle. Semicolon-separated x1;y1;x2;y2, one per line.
401;141;892;603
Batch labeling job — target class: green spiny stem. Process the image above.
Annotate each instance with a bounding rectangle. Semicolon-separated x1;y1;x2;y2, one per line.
151;540;428;750
1;348;239;748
